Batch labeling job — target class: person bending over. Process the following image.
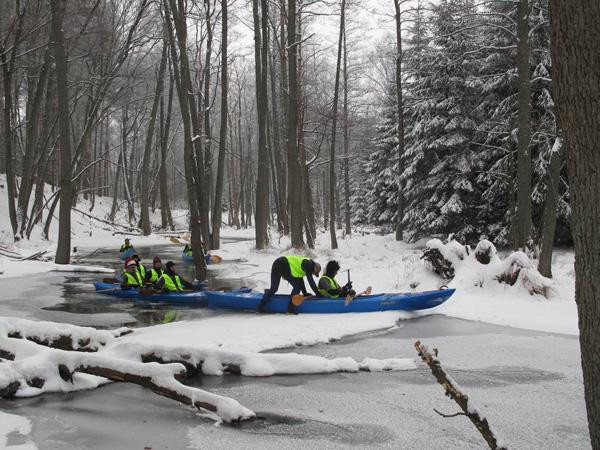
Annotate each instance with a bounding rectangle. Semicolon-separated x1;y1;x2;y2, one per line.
257;256;321;313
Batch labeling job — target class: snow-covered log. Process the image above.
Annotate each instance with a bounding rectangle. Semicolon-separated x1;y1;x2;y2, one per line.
0;337;255;423
415;341;507;450
0;317;132;351
110;342;416;377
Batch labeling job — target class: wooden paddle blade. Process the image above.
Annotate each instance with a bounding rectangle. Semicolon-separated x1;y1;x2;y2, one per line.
344;294;353;306
169;236;180;244
102;277;120;284
292;294;313;306
209;254;222;264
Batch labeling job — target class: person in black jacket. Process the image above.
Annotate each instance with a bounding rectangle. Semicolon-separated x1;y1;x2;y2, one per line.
155;261;195;292
257;255;321;313
318;260;355;298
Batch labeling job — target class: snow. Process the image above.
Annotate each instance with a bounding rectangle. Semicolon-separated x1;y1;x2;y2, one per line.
115;312;410;353
0;410;37;450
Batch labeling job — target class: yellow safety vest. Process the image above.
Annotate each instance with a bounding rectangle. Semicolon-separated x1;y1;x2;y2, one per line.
161;273;184;292
122;271;142;287
149;268;163;283
137;264;146;279
286;255;309;278
318;275;340;298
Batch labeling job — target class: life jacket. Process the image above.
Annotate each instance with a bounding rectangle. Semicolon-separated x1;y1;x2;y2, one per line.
161;273;184;292
120;244;132;252
149;268;163;282
286;255;309;278
318;275;340;298
137;264;146;280
122;270;142;287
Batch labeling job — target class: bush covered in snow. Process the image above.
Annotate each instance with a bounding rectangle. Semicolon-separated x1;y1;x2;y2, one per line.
422;238;553;297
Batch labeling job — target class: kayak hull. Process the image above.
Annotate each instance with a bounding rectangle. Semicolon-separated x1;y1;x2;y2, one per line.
182;252;211;264
119;248;135;261
205;288;455;314
93;281;248;305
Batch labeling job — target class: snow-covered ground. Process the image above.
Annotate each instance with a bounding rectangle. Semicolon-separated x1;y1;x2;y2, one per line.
0;172;579;335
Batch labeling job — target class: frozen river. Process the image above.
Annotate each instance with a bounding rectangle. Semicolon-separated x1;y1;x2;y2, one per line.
0;244;591;449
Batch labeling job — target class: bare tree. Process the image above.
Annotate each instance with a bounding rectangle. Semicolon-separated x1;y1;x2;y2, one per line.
211;0;228;249
327;0;346;250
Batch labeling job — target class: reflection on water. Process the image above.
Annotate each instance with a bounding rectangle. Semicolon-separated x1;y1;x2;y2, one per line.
11;241;254;329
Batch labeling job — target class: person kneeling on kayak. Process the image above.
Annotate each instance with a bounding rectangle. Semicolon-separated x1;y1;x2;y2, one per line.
155;261;195;292
257;256;321;313
145;256;164;286
318;260;355;298
120;239;133;252
121;259;143;289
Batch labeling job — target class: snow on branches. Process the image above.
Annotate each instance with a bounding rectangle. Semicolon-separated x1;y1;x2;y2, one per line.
0;317;416;422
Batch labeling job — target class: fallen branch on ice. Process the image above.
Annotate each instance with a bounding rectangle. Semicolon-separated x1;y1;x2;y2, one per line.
414;340;507;450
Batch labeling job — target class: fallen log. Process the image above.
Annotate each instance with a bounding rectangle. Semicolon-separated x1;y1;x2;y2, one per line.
415;340;507;450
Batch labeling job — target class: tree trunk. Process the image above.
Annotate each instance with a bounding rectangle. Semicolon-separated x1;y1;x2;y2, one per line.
393;0;405;241
18;49;50;237
328;0;346;250
211;0;228;249
515;0;532;250
286;0;304;248
51;0;72;264
549;3;600;446
537;137;563;278
253;0;270;249
342;27;351;236
201;0;214;242
0;4;24;238
164;0;207;281
159;65;175;230
140;43;167;235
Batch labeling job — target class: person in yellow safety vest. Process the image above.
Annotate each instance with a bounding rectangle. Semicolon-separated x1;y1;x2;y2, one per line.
144;256;164;286
121;259;143;289
130;254;147;281
120;238;133;252
318;260;356;298
155;261;195;292
257;256;321;313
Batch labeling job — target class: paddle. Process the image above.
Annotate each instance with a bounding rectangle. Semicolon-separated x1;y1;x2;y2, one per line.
209;254;222;264
291;294;314;307
102;277;120;284
345;286;372;306
169;236;181;244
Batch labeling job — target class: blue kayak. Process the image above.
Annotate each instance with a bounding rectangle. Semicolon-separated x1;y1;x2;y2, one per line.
119;248;136;261
181;251;211;264
206;288;455;314
93;281;249;305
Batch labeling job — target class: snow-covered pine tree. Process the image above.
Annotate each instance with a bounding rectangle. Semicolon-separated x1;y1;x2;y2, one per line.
401;0;483;242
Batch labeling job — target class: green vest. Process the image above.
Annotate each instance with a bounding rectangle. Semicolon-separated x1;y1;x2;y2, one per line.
185;249;193;257
318;275;340;298
161;273;184;291
286;256;309;278
137;264;146;279
149;268;163;282
122;271;142;287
